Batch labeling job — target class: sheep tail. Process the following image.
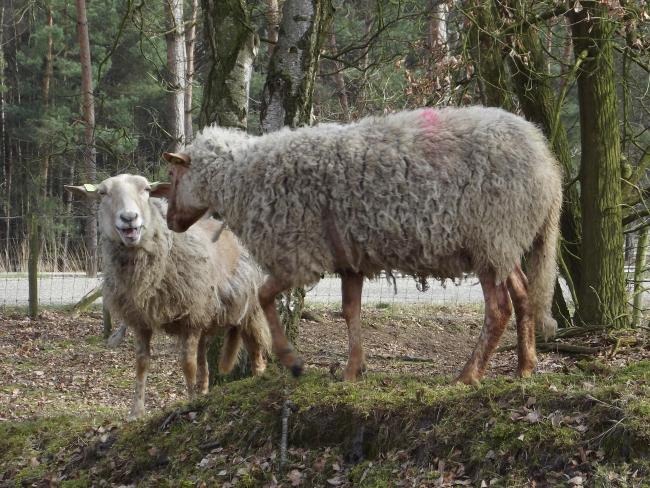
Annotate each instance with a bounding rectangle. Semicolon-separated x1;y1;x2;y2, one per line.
243;303;272;359
526;194;562;341
218;327;242;374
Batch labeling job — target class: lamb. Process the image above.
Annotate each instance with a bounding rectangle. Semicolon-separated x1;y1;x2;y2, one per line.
161;106;562;385
66;174;271;419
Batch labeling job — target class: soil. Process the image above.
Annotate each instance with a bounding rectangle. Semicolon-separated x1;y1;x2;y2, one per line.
1;305;647;421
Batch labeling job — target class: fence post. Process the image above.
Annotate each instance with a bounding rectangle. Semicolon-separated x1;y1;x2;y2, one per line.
28;213;39;318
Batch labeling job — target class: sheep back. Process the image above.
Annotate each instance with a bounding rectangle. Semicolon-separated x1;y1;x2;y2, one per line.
189;106;562;287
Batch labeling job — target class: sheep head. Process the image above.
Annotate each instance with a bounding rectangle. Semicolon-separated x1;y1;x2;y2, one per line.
163;152;209;233
65;175;170;248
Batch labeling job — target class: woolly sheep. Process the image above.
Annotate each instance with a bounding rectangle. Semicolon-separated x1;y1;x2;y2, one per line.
162;106;562;385
66;174;271;419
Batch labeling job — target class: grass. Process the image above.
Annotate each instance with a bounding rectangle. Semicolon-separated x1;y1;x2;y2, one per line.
2;361;649;487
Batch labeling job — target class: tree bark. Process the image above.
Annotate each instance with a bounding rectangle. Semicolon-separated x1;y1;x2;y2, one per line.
261;0;333;343
265;0;280;55
184;0;198;142
503;10;580;327
199;0;258;130
0;5;9;267
260;0;334;131
166;0;186;152
632;227;648;327
570;3;628;328
328;32;350;121
75;0;98;277
200;0;258;382
464;0;515;110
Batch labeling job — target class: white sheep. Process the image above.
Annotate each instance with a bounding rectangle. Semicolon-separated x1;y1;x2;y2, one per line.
66;174;270;419
161;106;562;385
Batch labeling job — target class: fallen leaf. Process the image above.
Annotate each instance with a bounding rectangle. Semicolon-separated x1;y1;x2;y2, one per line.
327;477;345;486
288;469;302;486
568;476;583;486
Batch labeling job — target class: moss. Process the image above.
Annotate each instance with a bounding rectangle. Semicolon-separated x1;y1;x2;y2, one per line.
3;361;650;486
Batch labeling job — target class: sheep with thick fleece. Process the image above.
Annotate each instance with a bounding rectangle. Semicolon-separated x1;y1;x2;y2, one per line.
163;106;562;384
66;175;270;419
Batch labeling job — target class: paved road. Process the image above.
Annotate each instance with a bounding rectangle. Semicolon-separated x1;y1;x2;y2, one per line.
0;272;485;307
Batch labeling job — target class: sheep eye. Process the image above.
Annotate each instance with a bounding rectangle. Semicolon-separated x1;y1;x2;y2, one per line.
144;186;151;193
98;189;107;196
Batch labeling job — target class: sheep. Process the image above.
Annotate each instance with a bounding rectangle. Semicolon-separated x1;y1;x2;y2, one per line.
161;106;562;385
65;174;271;419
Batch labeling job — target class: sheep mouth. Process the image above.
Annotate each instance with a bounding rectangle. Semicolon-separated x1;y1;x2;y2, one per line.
116;226;142;244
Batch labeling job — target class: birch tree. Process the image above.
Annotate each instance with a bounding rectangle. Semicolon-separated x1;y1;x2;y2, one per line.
260;0;334;340
166;0;186;151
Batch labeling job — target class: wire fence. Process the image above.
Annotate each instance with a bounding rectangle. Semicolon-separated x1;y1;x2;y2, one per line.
1;216;649;313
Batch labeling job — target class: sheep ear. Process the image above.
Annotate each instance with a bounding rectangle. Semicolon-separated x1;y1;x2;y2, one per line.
149;181;171;198
64;184;100;200
163;152;191;167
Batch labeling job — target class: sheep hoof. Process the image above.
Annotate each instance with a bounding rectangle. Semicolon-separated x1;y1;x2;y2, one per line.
290;358;304;377
454;373;481;386
517;367;535;379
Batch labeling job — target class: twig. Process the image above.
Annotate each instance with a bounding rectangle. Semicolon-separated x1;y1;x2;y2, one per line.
497;342;601;355
536;343;601;355
70;286;102;315
159;406;195;432
199;439;221;451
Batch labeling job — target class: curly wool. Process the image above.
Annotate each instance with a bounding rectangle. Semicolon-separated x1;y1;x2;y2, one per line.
102;199;270;349
181;106;562;335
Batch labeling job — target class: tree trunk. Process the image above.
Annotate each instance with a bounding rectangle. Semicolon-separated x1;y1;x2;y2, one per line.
463;0;515;110
200;0;258;381
328;32;350;121
503;11;580;327
570;3;628;328
184;0;198;142
265;0;280;55
199;0;258;130
260;0;334;131
75;0;97;277
166;0;186;152
261;0;333;342
632;227;648;327
0;4;9;267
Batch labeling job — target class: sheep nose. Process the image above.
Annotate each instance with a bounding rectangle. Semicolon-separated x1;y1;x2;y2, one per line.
120;211;138;224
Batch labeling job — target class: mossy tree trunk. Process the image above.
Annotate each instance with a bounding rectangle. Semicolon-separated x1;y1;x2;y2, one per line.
463;0;515;110
260;0;333;131
503;7;581;327
632;228;648;327
200;0;258;382
570;3;628;328
199;0;258;130
260;0;333;343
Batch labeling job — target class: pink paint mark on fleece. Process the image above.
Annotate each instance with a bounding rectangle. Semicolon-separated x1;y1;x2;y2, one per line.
420;108;440;130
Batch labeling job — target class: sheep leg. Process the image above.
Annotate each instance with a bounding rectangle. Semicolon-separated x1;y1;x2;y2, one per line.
195;332;211;395
341;271;365;381
456;271;512;385
506;265;538;378
180;333;200;399
259;276;304;377
128;328;152;420
241;328;267;376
